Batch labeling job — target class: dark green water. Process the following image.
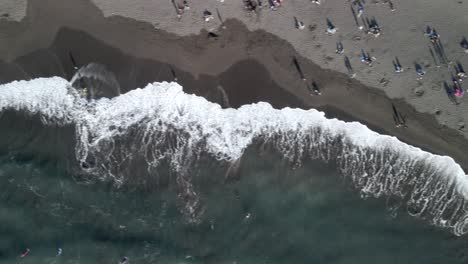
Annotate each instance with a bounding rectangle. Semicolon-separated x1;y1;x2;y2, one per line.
1;146;467;264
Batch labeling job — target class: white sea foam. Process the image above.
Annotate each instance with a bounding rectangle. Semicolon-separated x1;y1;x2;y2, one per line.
1;77;468;234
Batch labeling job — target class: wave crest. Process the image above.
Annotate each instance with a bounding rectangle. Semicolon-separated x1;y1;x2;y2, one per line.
1;77;468;234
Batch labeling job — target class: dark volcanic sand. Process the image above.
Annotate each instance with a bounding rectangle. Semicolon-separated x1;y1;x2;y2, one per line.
0;0;467;170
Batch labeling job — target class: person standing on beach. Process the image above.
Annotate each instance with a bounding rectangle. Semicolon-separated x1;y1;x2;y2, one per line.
326;19;337;34
415;63;425;79
293;56;307;81
344;56;355;78
336;41;344;54
203;10;214;22
393;57;403;73
311;81;321;95
455;62;466;80
356;1;364;18
360;50;372;66
461;37;468;53
294;17;305;30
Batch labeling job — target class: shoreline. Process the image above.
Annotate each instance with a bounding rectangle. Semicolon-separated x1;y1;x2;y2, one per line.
0;0;468;170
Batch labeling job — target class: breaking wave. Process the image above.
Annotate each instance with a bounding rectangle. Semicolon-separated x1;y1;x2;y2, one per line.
1;77;468;235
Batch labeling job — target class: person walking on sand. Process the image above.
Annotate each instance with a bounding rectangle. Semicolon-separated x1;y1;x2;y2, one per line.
293;56;307;81
344;56;355;78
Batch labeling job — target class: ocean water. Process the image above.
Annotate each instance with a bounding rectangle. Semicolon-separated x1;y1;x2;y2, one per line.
1;77;468;263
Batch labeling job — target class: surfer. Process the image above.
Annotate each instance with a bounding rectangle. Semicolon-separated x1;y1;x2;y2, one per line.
20;248;30;258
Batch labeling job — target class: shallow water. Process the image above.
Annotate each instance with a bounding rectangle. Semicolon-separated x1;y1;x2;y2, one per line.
0;147;467;264
1;76;468;263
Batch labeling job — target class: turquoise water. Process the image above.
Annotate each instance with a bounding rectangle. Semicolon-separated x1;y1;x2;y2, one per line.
0;148;467;264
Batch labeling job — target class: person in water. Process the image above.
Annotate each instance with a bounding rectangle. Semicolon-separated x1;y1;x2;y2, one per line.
20;248;30;258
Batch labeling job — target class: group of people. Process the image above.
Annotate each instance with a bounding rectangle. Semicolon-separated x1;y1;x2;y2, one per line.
243;0;282;11
423;26;466;99
180;0;467;106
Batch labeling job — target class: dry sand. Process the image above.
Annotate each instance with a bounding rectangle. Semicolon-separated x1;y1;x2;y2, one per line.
0;0;27;21
90;0;468;136
0;0;468;169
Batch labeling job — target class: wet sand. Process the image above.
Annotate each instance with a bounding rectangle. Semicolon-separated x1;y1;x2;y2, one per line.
0;0;468;170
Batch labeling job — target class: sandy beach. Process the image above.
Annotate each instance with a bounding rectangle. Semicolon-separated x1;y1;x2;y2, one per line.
0;0;468;169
